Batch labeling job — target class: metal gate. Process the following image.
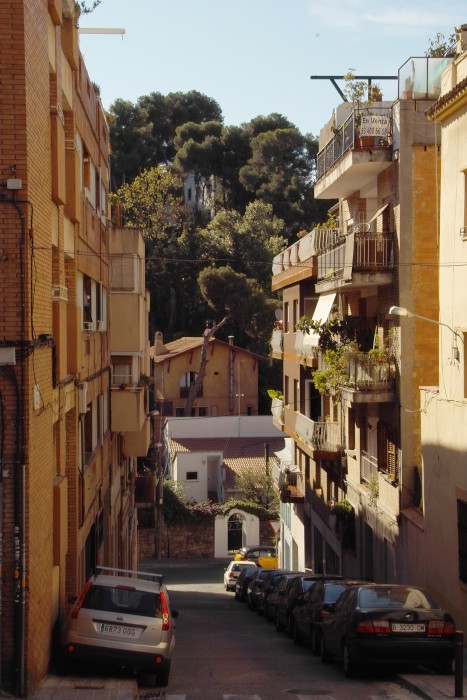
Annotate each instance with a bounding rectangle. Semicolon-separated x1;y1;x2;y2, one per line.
227;513;243;552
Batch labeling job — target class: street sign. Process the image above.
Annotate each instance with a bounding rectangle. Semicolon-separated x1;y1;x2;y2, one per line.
268;520;280;535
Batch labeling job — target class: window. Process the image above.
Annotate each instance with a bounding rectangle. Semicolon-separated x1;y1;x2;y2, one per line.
186;471;198;481
293;379;299;411
377;422;398;479
179;372;202;398
292;299;299;331
458;500;467;584
284;302;289;333
83;275;92;325
348;408;356;450
112;357;132;386
96;281;102;327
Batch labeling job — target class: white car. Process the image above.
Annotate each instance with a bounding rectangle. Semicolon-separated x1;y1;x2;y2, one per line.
60;567;178;687
224;560;257;591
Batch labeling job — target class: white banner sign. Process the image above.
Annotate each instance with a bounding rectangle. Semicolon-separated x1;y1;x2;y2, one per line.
360;114;389;137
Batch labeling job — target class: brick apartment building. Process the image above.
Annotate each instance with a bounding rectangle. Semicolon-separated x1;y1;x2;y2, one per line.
270;55;449;578
0;2;150;694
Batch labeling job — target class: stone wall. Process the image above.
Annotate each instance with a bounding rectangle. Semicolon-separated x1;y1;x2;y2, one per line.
139;515;276;560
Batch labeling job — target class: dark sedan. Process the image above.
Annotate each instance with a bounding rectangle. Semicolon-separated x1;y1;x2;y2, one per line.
292;579;360;652
276;574;343;638
264;573;300;622
256;569;294;616
318;583;456;677
246;568;271;610
234;566;257;602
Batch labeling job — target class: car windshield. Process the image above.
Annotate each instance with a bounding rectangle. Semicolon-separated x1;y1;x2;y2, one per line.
83;584;162;618
358;586;438;610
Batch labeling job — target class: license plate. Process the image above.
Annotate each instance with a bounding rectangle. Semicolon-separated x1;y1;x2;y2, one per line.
392;623;426;633
97;623;142;638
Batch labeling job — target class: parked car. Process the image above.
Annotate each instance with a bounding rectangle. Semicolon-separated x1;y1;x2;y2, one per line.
234;566;258;602
255;569;291;616
234;545;277;568
224;561;256;591
60;567;179;687
292;579;360;652
246;568;271;610
264;573;300;622
276;574;343;638
318;583;456;677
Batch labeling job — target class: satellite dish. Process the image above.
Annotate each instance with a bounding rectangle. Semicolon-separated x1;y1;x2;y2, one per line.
275;308;283;321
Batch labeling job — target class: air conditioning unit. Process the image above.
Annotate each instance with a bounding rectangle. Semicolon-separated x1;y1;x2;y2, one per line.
52;285;68;302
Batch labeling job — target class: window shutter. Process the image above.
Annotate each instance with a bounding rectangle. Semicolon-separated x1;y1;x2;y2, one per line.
348;408;356;450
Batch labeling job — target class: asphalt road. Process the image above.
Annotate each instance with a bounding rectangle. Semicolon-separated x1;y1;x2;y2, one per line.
138;558;426;700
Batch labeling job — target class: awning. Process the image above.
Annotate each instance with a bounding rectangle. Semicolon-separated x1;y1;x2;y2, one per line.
303;292;336;347
367;201;389;224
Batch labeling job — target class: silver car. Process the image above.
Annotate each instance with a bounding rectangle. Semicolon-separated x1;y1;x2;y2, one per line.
60;567;178;687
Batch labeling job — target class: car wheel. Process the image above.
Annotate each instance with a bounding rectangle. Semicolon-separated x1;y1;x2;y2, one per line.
311;627;321;656
156;662;171;687
320;634;331;663
275;611;282;632
342;642;358;678
293;622;303;646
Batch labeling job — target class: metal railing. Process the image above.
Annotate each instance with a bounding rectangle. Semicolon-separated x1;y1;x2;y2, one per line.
361;451;378;483
345;355;396;391
317;108;390;181
317;233;394;281
294;412;340;451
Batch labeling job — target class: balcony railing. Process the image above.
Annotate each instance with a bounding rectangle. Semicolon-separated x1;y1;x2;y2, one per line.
345;355;396;392
294;412;341;452
280;471;305;503
270;327;283;354
271;397;284;426
317;108;390;181
361;450;378;483
317;233;394;282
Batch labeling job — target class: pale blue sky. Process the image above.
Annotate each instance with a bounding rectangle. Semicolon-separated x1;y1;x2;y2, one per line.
78;0;464;138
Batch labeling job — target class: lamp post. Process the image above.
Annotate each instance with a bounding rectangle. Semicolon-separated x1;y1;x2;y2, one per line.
388;306;461;360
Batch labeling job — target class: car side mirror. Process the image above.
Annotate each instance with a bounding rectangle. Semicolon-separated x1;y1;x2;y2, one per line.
67;596;77;605
172;609;179;618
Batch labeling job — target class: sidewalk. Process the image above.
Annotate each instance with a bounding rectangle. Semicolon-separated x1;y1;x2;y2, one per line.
30;673;138;699
397;656;467;699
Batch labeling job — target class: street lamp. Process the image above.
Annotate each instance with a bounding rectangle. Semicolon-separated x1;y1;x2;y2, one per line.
388;306;462;360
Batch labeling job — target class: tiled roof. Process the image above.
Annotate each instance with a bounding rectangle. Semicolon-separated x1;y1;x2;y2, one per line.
151;336;265;362
166;436;285;492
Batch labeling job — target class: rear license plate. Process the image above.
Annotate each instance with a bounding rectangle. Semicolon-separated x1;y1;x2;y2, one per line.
97;623;142;638
392;623;425;633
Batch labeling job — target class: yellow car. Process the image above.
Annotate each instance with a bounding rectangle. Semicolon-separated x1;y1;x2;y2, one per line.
234;545;277;568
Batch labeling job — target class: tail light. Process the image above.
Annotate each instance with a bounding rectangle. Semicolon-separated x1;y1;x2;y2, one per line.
428;620;456;637
160;591;170;631
319;609;329;620
356;619;390;635
228;572;234;579
71;581;92;619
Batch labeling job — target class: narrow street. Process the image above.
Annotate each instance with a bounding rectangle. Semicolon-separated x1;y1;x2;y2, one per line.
136;559;435;700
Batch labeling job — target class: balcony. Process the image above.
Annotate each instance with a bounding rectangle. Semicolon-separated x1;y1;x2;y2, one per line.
315;107;392;200
270;327;283;358
271;230;317;292
271;396;284;427
398;56;452;101
316;230;394;293
111;385;146;432
280;471;305;503
340;354;396;404
293;412;341;458
123;416;151;457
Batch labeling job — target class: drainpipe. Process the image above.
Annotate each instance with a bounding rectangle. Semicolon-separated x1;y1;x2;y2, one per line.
228;336;234;413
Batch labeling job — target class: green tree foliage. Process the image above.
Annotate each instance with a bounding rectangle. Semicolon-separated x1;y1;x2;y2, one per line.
113;166;187;238
107;100;152;187
77;1;101;14
234;467;279;511
239;128;325;235
136;90;223;164
425;31;457;57
196;201;287;290
198;265;278;344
